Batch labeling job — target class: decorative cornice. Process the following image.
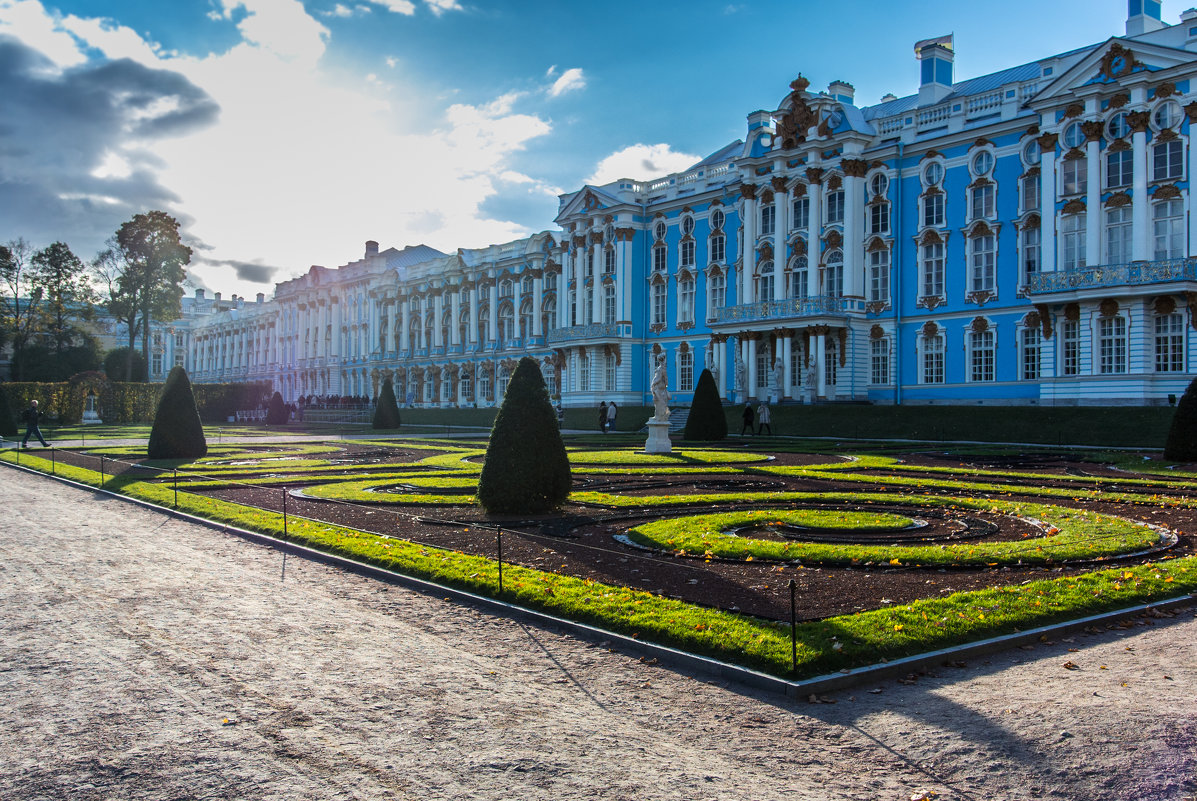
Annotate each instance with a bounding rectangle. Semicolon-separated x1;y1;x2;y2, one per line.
1080;120;1104;142
1127;110;1151;133
1105;192;1132;208
841;158;869;178
1036;132;1059;152
1063;103;1084;119
1108;93;1130;110
771;176;788;192
1154;184;1182;200
805;167;825;185
739;183;757;200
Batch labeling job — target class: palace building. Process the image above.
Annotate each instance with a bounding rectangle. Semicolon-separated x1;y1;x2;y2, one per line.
182;1;1197;408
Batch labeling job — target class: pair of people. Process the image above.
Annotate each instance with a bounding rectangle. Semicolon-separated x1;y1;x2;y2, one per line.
597;401;618;433
741;400;773;436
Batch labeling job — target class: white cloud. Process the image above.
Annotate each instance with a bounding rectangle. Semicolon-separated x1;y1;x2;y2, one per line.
424;0;463;14
547;67;585;98
369;0;417;15
0;0;87;69
385;56;398;67
587;143;701;185
545;64;557;77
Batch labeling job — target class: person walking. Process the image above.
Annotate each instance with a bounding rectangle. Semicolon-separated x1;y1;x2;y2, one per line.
598;401;608;433
756;400;772;436
740;402;755;435
21;399;49;448
606;401;617;433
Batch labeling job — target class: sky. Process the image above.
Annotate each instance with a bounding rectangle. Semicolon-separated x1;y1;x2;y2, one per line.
0;0;1161;299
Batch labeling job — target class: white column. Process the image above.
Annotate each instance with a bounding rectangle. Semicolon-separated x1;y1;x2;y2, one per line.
400;299;410;352
556;271;568;329
807;184;823;295
420;296;429;349
1132;120;1151;261
746;337;757;401
775;185;790;296
512;278;523;341
782;334;793;399
1086;136;1101;264
532;275;544;336
1190;113;1197;256
617;233;629;321
815;332;827;398
386;297;398;353
488;281;499;343
469;285;480;344
1040;134;1058;272
433;292;444;348
590;241;603;324
843;171;864;297
741;190;757;303
450;290;462;346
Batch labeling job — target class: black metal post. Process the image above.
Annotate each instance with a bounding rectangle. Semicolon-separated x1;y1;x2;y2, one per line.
788;578;798;675
173;468;179;508
497;528;503;595
282;487;288;536
50;448;55;476
100;455;105;487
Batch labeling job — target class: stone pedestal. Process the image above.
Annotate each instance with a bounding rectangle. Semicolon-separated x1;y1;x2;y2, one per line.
644;418;672;454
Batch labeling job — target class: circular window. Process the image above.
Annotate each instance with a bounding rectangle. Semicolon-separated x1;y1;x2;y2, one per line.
869;172;889;197
1107;112;1130;140
971;150;995;176
923;161;944;186
654;221;666;240
710;208;725;230
1022;139;1041;165
1063;122;1084;149
681;216;695;236
604;223;615;242
1155;100;1182;130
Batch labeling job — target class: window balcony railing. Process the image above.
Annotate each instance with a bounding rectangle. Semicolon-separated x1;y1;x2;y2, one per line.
1026;257;1197;295
714;295;847;324
545;323;620;343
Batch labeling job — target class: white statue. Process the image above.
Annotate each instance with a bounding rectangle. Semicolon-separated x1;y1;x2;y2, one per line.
772;358;784;394
650;357;671;421
735;352;747;391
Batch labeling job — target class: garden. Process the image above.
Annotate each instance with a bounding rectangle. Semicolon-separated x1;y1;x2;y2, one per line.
4;424;1195;681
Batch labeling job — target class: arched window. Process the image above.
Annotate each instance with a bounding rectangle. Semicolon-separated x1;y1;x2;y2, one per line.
789;254;808;299
823;249;843;297
755;260;774;302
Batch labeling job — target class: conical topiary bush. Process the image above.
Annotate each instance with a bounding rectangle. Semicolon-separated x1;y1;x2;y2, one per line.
373;377;402;429
1164;375;1197;461
266;391;288;425
147;365;208;460
0;390;17;438
477;356;571;514
683;368;727;442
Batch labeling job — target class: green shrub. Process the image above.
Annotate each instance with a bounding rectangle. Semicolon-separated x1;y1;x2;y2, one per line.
1165;375;1197;461
373;377;402;429
266;391;289;425
477;356;571;514
104;347;148;382
0;389;16;437
684;368;727;441
147;366;207;460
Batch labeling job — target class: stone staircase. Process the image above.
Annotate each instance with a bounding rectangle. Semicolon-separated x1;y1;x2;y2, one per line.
640;406;690;435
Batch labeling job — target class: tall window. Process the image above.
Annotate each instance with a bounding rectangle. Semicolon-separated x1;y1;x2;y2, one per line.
1154;199;1185;260
868;248;890;303
603;283;616;324
1155;313;1185;372
1062;319;1080;376
1020;226;1041;285
1062;157;1087;195
1106;150;1133;188
792;196;810;230
709;233;726;263
869;202;890;236
678;276;695;324
922;192;945;228
1020;327;1041;380
922;334;945;384
920;242;945;297
678;349;694;391
755;260;775;302
1061;214;1086;270
790;255;809;299
1098;316;1128;374
1020;173;1040;211
970;183;995;219
605;352;617;391
651;283;667;325
969;329;996;382
604;247;616;274
826;190;845;224
760;204;776;236
652;245;667;272
870;338;890;385
1106;206;1133;264
970;234;996;292
680;239;695;268
479;370;492;402
1154;140;1184;181
578;352;589;391
756;350;771;389
497;365;511;397
708;273;726;315
823;250;843;297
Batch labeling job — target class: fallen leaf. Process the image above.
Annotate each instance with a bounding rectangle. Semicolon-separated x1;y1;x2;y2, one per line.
1063;660;1079;670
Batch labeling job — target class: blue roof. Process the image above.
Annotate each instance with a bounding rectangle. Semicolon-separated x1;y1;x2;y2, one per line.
687;140;743;170
384;245;446;270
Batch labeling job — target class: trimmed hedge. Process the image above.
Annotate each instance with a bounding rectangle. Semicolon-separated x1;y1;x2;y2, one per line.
373;377;402;429
1165;375;1197;461
147;366;207;460
477;356;571;514
0;380;268;425
684;368;727;441
266;391;289;425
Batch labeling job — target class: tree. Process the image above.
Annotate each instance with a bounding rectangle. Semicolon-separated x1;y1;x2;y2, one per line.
0;238;42;380
99;212;191;382
683;368;727;442
477;357;571;514
147;365;207;460
31;241;96;357
373;376;402;429
12;337;101;381
1164;376;1197;461
103;347;148;382
266;391;289;425
0;389;16;437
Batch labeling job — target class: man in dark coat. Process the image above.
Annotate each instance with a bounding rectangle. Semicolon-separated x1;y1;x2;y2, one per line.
740;402;755;435
21;399;49;448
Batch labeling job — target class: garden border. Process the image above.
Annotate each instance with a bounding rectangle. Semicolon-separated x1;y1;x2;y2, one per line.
4;457;1193;699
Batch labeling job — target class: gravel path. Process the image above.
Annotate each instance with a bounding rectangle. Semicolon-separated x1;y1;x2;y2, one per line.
1;466;1194;801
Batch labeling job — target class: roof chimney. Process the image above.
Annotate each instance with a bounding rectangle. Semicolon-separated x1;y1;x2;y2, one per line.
214;292;221;302
916;34;954;106
828;80;855;104
195;288;205;300
1127;0;1166;35
256;292;265;304
365;240;379;258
